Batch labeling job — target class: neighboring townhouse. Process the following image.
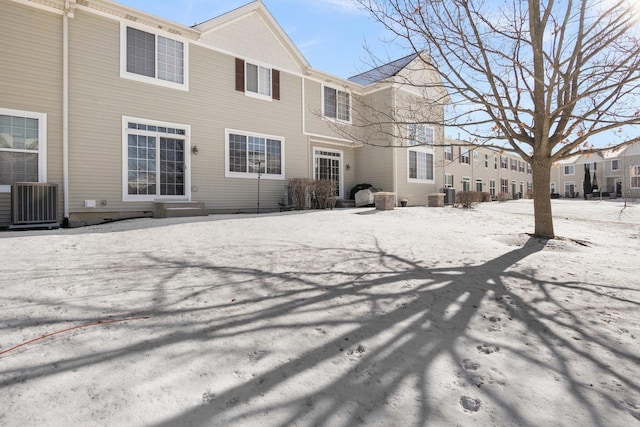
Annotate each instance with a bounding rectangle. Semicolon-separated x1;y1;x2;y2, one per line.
0;0;446;227
435;138;533;200
550;143;640;198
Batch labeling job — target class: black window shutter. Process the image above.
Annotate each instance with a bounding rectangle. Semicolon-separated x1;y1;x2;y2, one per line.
272;69;280;100
235;58;245;92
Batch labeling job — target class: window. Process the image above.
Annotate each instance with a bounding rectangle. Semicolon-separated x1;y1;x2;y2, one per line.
611;159;620;171
235;59;280;100
246;63;271;97
494;157;498;170
518;161;525;173
527;181;533;192
475;178;483;192
564;165;575;175
0;109;46;192
323;86;350;122
407;124;434;146
444;145;453;161
501;156;508;169
314;148;343;198
526;163;532;174
460;147;470;164
511;158;517;171
631;165;640;188
123;117;190;201
226;129;284;179
489;179;496;196
565;182;576;197
462;176;471;191
408;149;434;181
122;25;187;89
550;182;556;194
444;173;453;188
484;154;489;168
501;178;509;193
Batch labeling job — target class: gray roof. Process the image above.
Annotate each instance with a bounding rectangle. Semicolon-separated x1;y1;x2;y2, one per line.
347;53;419;86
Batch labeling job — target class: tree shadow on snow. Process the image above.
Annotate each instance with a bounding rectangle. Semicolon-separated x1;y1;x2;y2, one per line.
1;237;638;426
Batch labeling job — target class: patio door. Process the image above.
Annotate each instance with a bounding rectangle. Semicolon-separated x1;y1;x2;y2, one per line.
313;147;343;198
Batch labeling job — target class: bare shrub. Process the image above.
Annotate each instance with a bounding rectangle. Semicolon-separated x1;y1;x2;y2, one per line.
497;192;510;202
456;191;483;208
288;178;312;210
312;179;336;209
481;192;492;202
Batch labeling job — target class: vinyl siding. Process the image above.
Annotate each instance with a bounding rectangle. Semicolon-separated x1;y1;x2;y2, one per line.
354;89;394;193
303;78;354;142
0;0;63;226
65;9;307;215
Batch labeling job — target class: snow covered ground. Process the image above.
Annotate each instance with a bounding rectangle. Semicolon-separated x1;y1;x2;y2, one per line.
1;199;639;426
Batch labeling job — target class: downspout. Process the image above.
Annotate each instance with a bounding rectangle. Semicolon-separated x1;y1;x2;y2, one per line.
392;84;398;205
62;1;73;226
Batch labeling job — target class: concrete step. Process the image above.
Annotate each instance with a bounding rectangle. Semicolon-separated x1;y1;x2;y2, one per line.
154;200;208;218
337;199;356;208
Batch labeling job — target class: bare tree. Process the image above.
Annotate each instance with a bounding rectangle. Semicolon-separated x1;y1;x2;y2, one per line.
351;0;640;238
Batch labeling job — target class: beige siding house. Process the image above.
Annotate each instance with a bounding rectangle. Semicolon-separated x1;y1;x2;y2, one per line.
550;144;640;199
1;0;450;227
436;138;533;200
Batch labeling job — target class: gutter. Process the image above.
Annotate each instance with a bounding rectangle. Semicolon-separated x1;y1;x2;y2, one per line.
62;1;74;225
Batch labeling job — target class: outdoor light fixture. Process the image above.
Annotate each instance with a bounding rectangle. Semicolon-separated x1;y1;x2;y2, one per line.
192;145;199;155
346;164;351;171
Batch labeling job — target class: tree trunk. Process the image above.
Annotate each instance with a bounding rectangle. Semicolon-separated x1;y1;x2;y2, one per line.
531;157;555;239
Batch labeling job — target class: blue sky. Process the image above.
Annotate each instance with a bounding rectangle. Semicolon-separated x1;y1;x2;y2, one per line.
116;0;408;79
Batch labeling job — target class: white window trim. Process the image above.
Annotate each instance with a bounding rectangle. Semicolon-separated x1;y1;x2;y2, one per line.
444;173;453;188
224;129;285;180
407;145;435;183
0;108;47;193
564;165;575;175
121;116;191;202
564;181;576;194
321;85;352;124
462;176;471;191
631;165;640;188
245;61;273;101
475;178;483;192
444;145;453;161
407;124;435;146
313;146;344;199
460;148;470;164
120;22;189;91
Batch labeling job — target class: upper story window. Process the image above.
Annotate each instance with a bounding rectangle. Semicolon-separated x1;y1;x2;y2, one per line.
323;86;351;123
225;129;284;179
122;25;187;90
564;165;575;175
246;63;271;97
484;153;489;168
460;147;470;164
526;163;532;174
494;157;498;169
611;159;620;171
444;145;453;161
407;124;434;146
235;58;280;101
518;161;525;172
510;158;518;171
0;109;47;192
501;156;508;169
